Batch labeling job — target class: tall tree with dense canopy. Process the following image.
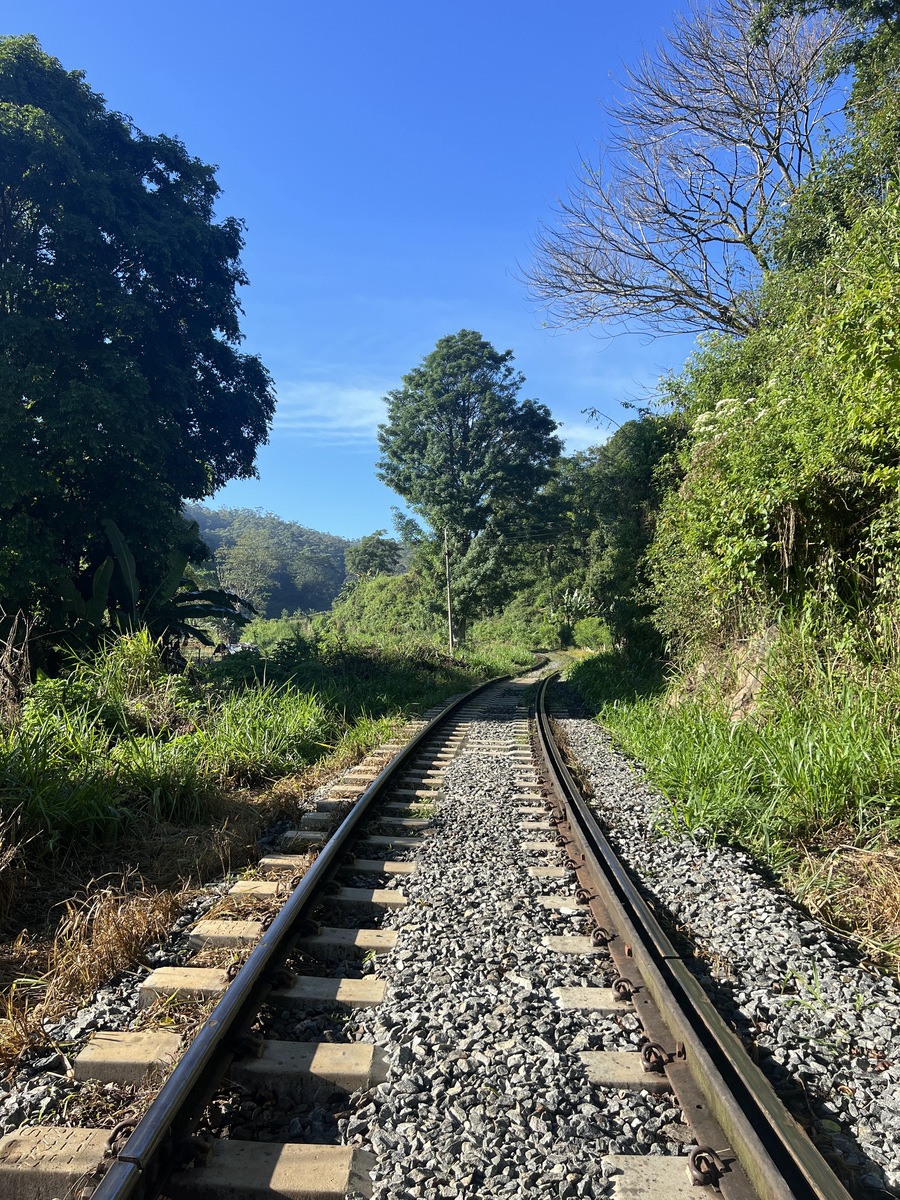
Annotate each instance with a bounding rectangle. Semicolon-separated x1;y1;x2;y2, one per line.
377;330;561;642
345;531;403;579
0;36;275;633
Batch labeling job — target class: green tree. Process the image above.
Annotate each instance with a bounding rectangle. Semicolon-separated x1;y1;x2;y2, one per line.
345;531;403;579
541;419;685;644
214;529;281;617
291;548;345;612
377;330;561;643
0;36;275;634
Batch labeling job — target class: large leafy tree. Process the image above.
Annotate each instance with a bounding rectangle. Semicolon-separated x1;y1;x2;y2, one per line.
345;531;403;579
0;36;275;632
377;330;561;641
541;418;686;644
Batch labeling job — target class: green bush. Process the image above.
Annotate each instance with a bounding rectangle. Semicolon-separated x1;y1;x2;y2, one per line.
569;624;900;868
572;617;612;651
198;685;339;785
650;193;900;654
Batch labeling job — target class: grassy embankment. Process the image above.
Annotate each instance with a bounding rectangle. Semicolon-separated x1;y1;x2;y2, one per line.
0;628;533;1057
567;624;900;970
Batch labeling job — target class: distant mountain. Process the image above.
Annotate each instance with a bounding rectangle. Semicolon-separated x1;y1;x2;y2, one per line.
186;504;352;616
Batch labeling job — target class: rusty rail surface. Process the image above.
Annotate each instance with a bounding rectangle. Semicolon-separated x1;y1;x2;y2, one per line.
534;672;852;1200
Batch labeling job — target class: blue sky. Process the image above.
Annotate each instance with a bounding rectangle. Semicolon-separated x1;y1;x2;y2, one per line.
10;1;697;538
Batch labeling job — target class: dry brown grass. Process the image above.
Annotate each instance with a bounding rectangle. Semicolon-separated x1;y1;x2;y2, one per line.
788;845;900;974
132;991;220;1040
0;877;184;1067
0;716;406;1073
205;891;285;924
46;879;184;1004
0;609;31;726
0;814;26;929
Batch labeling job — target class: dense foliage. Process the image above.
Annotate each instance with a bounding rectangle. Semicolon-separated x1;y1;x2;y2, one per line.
535;5;900;963
377;330;561;641
1;628;529;865
0;37;274;635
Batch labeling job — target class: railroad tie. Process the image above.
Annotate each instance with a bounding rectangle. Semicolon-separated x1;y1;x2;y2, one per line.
228;1039;388;1096
340;858;417;875
578;1052;674;1093
601;1156;703;1200
536;893;581;912
296;926;398;961
256;854;416;876
73;1029;182;1084
137;967;388;1012
0;1123;374;1200
229;880;407;908
270;975;386;1009
551;985;633;1015
165;1141;375;1200
542;934;608;955
188;919;264;949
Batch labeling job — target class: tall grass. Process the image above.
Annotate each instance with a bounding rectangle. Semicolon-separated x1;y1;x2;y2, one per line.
198;686;340;785
0;627;527;864
0;727;123;852
567;626;900;868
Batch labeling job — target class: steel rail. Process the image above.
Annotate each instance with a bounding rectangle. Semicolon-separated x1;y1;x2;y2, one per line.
93;672;510;1200
535;673;851;1200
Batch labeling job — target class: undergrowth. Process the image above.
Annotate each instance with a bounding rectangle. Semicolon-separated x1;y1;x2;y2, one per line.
0;628;526;884
567;623;900;967
0;625;529;1063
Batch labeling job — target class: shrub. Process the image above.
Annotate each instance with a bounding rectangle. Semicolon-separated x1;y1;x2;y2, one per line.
572;617;612;651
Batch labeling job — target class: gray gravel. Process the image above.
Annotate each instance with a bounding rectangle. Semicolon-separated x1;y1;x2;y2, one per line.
9;666;892;1200
552;677;900;1197
339;676;694;1200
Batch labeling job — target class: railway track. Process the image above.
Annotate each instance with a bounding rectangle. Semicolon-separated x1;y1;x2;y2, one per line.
0;666;856;1200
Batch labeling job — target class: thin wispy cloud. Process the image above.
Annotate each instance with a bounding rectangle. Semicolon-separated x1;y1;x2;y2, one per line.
273;381;387;444
557;421;609;453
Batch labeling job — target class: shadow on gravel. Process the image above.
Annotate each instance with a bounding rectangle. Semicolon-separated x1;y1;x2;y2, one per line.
545;679;891;1200
655;918;889;1200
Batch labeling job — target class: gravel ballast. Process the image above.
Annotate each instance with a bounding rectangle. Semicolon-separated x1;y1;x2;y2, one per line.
552;678;900;1197
340;677;694;1200
7;666;897;1200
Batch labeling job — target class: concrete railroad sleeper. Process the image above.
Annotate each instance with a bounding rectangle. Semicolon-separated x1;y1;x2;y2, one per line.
76;674;503;1200
0;666;855;1200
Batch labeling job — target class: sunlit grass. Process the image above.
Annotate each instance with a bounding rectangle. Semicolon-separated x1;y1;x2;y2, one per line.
0;628;528;865
198;686;340;785
567;630;900;867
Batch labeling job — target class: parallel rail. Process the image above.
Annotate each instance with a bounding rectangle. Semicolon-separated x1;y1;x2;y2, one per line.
534;671;851;1200
82;665;852;1200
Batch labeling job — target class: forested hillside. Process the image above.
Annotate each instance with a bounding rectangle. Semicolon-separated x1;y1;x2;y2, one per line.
186;504;352;617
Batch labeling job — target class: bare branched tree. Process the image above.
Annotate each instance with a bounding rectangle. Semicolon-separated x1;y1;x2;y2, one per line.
527;0;848;335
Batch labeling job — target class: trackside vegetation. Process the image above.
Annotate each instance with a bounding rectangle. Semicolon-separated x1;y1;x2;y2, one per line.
1;629;527;867
550;9;900;966
9;0;900;1001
